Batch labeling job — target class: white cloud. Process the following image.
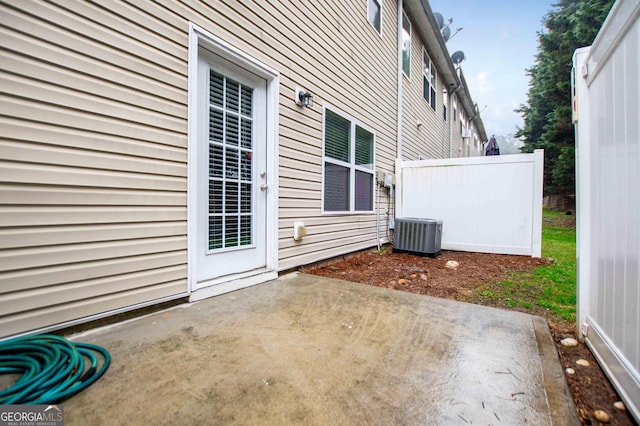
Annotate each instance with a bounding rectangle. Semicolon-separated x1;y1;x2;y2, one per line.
500;27;512;39
482;104;523;137
469;71;492;96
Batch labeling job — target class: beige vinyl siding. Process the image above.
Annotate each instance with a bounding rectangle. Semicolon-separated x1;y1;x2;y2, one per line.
0;0;402;335
401;15;451;160
469;127;483;157
158;0;398;269
452;96;467;158
0;0;189;337
259;0;398;270
450;94;463;157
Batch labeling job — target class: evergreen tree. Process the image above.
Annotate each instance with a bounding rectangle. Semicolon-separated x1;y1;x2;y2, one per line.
517;0;614;195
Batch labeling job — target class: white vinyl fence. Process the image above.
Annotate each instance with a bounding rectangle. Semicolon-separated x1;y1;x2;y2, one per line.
573;0;640;420
395;150;544;257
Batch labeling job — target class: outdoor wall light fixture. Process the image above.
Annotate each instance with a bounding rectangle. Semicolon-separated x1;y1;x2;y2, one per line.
295;87;314;108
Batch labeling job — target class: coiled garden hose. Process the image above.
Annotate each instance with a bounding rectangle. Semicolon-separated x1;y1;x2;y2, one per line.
0;334;110;404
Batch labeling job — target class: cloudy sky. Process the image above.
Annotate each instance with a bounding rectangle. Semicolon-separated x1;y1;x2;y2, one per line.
428;0;555;137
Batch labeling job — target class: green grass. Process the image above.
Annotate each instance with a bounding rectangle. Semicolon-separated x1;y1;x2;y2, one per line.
478;208;577;322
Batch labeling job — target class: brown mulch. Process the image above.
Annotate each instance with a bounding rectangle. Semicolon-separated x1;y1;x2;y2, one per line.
302;246;636;425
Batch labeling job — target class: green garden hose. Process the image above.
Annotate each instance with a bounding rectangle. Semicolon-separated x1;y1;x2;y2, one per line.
0;334;110;404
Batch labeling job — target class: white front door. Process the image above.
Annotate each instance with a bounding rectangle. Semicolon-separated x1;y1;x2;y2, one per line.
195;48;269;288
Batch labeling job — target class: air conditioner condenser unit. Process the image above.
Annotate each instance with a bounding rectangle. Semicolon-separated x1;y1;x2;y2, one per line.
393;218;442;257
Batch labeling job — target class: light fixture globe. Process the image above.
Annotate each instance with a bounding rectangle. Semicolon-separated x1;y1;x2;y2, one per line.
295;87;314;108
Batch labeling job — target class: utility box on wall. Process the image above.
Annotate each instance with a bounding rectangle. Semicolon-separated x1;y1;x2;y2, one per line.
393;218;442;257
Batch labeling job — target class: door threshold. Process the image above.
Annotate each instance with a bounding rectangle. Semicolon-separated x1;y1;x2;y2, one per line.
190;269;277;302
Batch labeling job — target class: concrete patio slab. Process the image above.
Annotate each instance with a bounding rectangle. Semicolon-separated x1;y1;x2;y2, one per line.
64;273;579;425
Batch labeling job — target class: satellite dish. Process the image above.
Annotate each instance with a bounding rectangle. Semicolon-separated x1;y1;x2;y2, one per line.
434;13;445;30
442;26;451;42
451;51;466;65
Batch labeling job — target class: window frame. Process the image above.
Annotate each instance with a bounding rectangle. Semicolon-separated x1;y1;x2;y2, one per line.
401;10;411;79
322;105;376;215
422;48;437;110
442;88;448;121
367;0;382;35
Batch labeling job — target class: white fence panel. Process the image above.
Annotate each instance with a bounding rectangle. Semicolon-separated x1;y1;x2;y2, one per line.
573;0;640;420
396;150;543;257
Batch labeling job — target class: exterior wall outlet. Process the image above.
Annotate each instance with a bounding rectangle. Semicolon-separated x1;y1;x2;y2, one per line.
293;222;307;241
383;173;394;188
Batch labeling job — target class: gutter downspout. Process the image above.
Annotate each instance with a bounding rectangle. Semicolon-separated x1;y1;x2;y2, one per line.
467;104;479;156
396;0;403;160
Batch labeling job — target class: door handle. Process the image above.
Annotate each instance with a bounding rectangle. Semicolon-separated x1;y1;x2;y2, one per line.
260;184;268;191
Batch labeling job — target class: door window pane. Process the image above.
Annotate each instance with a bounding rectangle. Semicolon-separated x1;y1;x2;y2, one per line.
240;216;252;246
209;180;223;214
209;72;224;107
240;86;252;116
226;114;239;146
226;79;240;112
225;216;238;248
209;216;223;250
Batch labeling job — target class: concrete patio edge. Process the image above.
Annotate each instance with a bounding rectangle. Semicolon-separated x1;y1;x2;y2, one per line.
532;316;581;425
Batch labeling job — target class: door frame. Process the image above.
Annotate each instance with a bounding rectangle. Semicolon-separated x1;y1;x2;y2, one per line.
187;23;279;300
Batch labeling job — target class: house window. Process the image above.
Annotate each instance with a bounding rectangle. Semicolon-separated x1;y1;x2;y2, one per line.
442;89;448;121
401;11;411;78
422;49;436;110
323;108;375;213
368;0;381;33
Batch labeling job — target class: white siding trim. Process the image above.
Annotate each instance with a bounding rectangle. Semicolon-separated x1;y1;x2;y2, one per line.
397;0;404;159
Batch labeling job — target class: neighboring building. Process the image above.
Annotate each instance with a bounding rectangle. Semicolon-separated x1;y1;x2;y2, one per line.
0;0;487;337
399;5;486;161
